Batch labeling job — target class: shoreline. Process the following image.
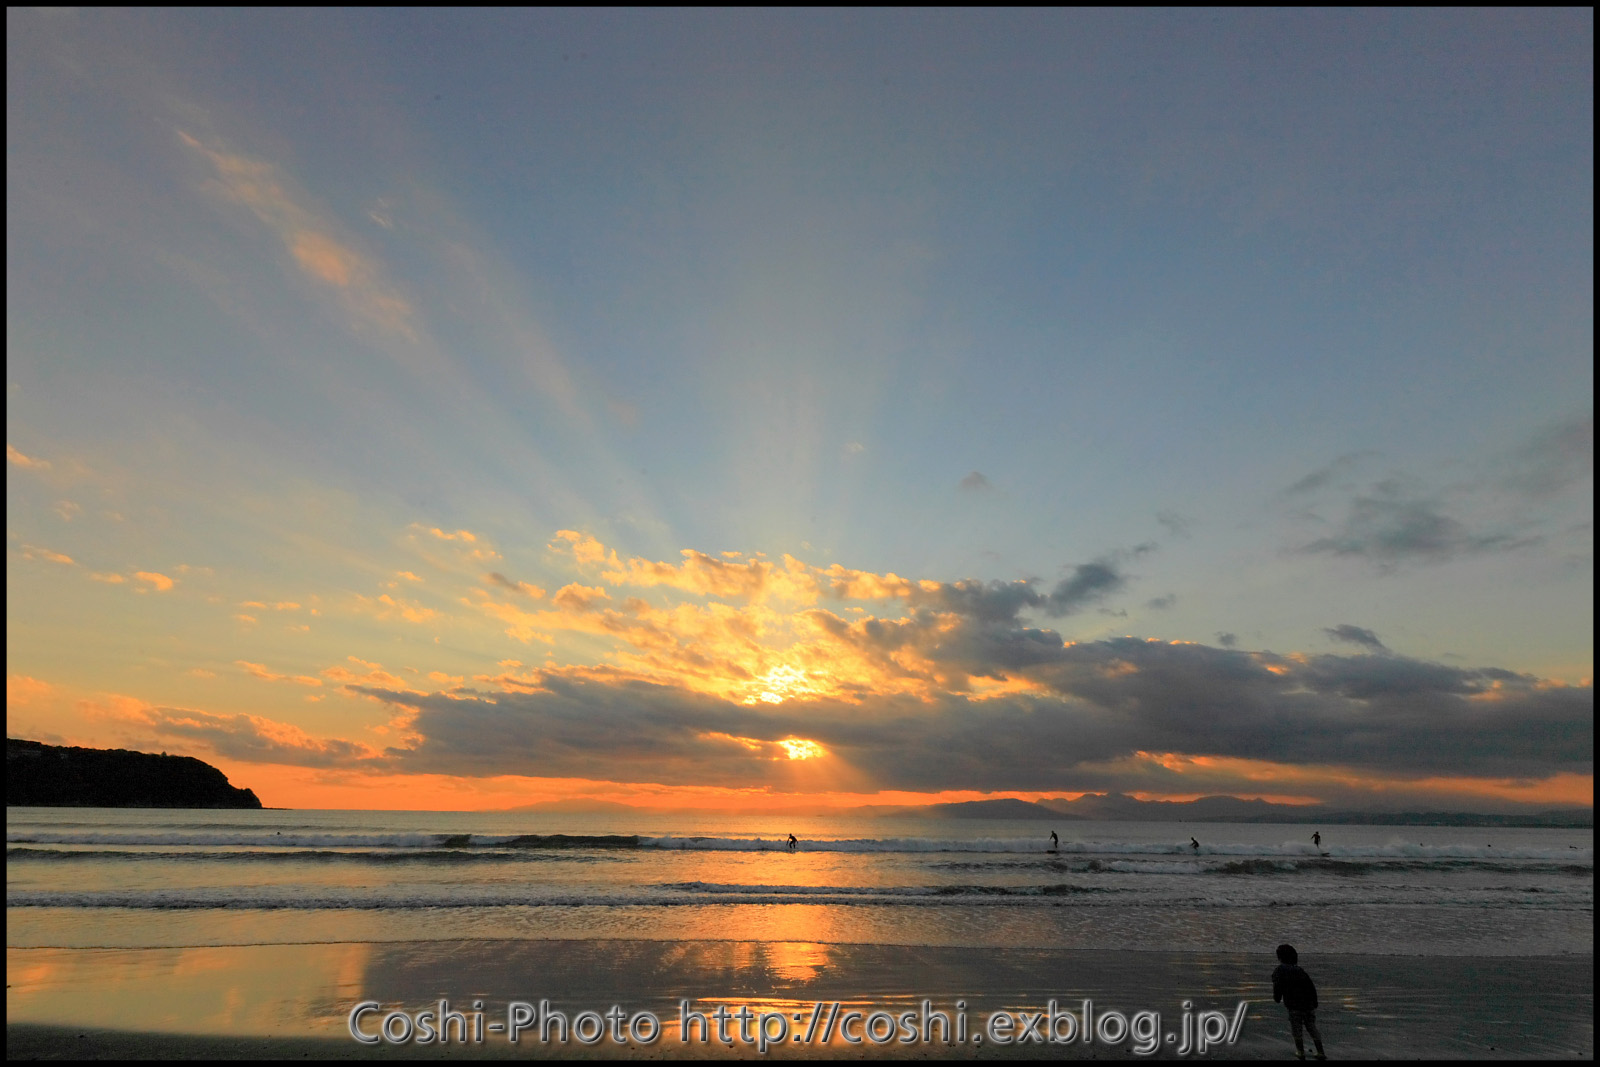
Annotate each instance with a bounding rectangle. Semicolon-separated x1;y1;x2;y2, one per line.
7;942;1593;1059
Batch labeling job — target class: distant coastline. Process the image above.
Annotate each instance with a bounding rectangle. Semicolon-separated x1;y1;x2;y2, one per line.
6;738;261;809
902;793;1593;828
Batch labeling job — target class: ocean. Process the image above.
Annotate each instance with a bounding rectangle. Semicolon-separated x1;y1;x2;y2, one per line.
8;807;1592;956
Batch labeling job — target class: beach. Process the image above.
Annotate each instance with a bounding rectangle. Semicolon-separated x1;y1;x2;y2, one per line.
7;942;1593;1059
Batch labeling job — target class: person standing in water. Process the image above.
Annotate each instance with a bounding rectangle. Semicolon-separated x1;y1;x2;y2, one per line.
1190;836;1200;852
1312;831;1321;848
787;833;797;853
1050;831;1058;851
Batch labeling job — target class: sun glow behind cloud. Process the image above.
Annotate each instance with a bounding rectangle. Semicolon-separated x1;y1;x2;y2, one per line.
745;665;826;705
778;738;827;761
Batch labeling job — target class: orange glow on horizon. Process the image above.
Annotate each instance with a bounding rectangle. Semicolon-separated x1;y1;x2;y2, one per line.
199;756;1592;814
204;759;1119;812
1117;752;1594;810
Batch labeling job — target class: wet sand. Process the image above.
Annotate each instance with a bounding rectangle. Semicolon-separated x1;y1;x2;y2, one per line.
7;942;1593;1059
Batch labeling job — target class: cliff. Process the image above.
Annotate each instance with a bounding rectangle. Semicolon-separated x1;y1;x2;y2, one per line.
6;738;263;809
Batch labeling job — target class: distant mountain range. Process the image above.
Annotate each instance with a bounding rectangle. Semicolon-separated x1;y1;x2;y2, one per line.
901;793;1592;828
6;738;262;809
504;791;1592;828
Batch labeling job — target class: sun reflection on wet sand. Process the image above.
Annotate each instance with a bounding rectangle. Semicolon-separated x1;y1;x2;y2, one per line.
764;942;832;984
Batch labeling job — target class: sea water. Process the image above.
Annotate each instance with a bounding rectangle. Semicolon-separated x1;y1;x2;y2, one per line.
8;808;1591;957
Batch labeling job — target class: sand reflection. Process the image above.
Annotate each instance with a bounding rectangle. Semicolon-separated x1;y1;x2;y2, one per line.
6;944;372;1037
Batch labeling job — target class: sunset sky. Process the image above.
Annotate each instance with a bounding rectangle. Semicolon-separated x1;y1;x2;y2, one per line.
7;10;1592;813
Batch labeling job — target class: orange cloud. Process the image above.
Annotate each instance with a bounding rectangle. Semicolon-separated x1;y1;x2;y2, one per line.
552;582;609;612
556;532;821;604
817;564;921;601
178;131;415;339
134;571;175;591
321;656;424;694
471;552;971;705
423;527;478;543
7;675;54;707
22;545;74;566
355;592;440;625
8;443;50;469
291;231;358;287
552;530;620;570
236;660;323;687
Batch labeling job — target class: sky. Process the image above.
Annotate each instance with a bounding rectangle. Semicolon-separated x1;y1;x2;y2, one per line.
7;9;1593;813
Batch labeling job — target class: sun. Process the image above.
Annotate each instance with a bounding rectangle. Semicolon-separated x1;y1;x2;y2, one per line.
777;738;826;761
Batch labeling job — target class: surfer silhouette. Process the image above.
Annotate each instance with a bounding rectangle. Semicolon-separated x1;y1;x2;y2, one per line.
1312;832;1321;848
787;833;797;853
1050;831;1058;851
1190;837;1200;852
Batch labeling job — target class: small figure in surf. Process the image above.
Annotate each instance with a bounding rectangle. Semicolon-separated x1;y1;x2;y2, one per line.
1049;831;1058;851
1190;837;1200;852
1311;831;1321;848
787;833;798;853
1272;944;1327;1060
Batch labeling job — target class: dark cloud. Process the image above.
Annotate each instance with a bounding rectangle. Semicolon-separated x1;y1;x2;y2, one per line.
486;572;543;597
1146;594;1177;610
1043;561;1126;615
1287;425;1587;569
957;471;992;491
352;676;809;786
1019;640;1590;781
1156;511;1193;538
1323;624;1385;650
911;579;1045;623
892;559;1129;624
1502;412;1593;497
1302;486;1528;566
1285;469;1335;496
1215;632;1237;647
1283;452;1377;496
